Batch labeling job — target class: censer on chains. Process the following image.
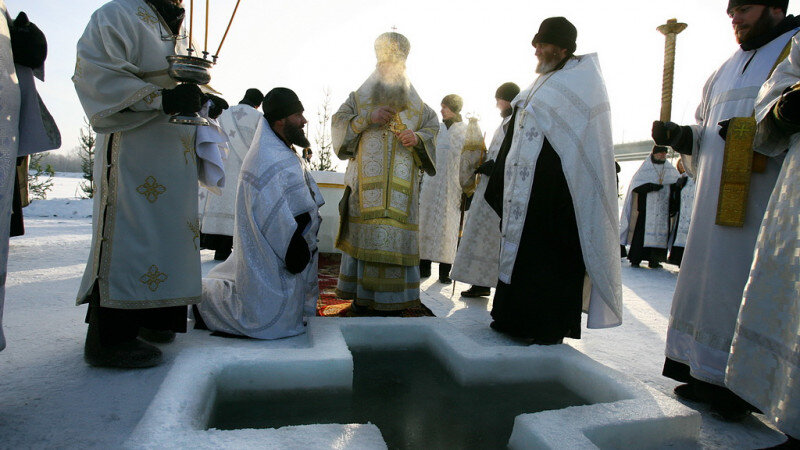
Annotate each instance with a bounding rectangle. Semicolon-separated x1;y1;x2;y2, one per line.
166;0;242;126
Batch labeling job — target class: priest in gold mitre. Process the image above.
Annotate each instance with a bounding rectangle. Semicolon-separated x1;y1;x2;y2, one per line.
332;32;439;313
652;0;800;419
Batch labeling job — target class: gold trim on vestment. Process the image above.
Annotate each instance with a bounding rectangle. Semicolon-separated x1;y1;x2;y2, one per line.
334;288;422;311
336;239;419;267
714;35;795;227
353;93;425;223
716;117;756;227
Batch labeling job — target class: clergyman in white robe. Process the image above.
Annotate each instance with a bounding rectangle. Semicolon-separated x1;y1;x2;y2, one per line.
418;98;467;280
198;116;324;339
666;171;696;266
0;3;60;351
72;0;224;368
619;148;680;268
662;15;800;391
450;119;507;289
483;45;623;343
200;93;263;260
726;34;800;441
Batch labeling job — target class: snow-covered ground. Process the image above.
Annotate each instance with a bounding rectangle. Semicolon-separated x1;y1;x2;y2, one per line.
0;170;787;448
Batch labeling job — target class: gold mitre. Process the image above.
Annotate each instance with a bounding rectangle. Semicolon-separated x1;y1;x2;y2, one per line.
463;116;486;152
375;32;410;63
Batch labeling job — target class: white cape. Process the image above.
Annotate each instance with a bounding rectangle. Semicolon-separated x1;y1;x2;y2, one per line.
198;119;324;339
619;158;680;248
419;121;467;264
500;54;622;329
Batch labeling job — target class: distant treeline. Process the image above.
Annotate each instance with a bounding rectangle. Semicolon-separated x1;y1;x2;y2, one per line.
36;148;83;173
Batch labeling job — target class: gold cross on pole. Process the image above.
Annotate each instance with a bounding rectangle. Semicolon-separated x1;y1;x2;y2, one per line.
657;18;687;122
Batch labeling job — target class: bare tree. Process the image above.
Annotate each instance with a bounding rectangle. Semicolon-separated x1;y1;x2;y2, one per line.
78;117;96;198
312;87;334;171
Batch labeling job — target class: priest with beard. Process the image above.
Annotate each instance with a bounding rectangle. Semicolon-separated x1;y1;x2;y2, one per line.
196;88;325;339
332;32;439;313
619;146;680;269
654;0;800;420
484;17;622;344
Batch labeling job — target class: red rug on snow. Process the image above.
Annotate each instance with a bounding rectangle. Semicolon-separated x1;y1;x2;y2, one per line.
316;253;434;318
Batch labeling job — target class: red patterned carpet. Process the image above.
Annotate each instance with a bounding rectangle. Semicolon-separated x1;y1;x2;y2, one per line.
316;253;434;318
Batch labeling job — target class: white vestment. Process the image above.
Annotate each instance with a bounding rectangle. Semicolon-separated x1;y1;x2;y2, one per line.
0;2;60;350
419;121;467;264
725;35;800;437
619;158;680;248
665;28;797;385
74;0;203;309
198;119;324;339
500;54;622;329
200;104;262;236
669;174;696;249
451;121;507;287
0;2;19;351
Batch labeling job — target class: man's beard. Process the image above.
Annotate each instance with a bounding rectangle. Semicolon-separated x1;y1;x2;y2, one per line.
736;7;775;44
500;106;513;118
371;65;410;110
535;52;562;74
285;122;310;148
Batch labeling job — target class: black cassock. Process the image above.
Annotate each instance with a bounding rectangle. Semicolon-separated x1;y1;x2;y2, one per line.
484;111;584;344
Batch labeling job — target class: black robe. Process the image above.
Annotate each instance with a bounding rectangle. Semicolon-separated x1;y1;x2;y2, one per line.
484;113;584;343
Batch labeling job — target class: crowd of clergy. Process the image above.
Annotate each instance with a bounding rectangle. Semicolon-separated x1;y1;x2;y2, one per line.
0;0;798;446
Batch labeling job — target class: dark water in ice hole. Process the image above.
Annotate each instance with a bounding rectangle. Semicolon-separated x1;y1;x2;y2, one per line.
207;348;589;449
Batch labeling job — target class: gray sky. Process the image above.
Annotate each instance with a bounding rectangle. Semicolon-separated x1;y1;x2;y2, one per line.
13;0;767;167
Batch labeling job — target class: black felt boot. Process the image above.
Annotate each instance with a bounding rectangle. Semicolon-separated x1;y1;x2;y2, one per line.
461;285;491;297
84;309;162;369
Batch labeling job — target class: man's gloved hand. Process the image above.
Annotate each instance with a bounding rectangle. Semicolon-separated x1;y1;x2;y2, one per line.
718;119;731;140
475;159;495;175
204;94;228;119
652;120;692;154
285;212;311;274
776;86;800;125
285;233;311;274
162;84;204;115
634;182;664;194
675;176;688;189
10;12;47;69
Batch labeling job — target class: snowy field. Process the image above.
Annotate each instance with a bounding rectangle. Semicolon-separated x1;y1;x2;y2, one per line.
0;169;788;449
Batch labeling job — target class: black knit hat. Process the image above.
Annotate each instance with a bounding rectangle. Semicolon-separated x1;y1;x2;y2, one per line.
652;145;669;154
532;17;577;54
262;87;304;123
441;94;463;113
495;82;520;102
239;88;264;107
727;0;789;14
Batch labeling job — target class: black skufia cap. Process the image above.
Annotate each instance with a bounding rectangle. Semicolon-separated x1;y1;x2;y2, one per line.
532;16;577;54
262;87;304;122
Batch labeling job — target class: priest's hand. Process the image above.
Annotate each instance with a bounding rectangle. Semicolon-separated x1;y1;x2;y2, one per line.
162;84;204;115
652;121;692;154
634;182;663;194
717;119;731;140
285;234;311;274
370;106;396;125
775;86;800;125
396;129;418;147
10;12;47;69
204;94;229;119
475;159;495;175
